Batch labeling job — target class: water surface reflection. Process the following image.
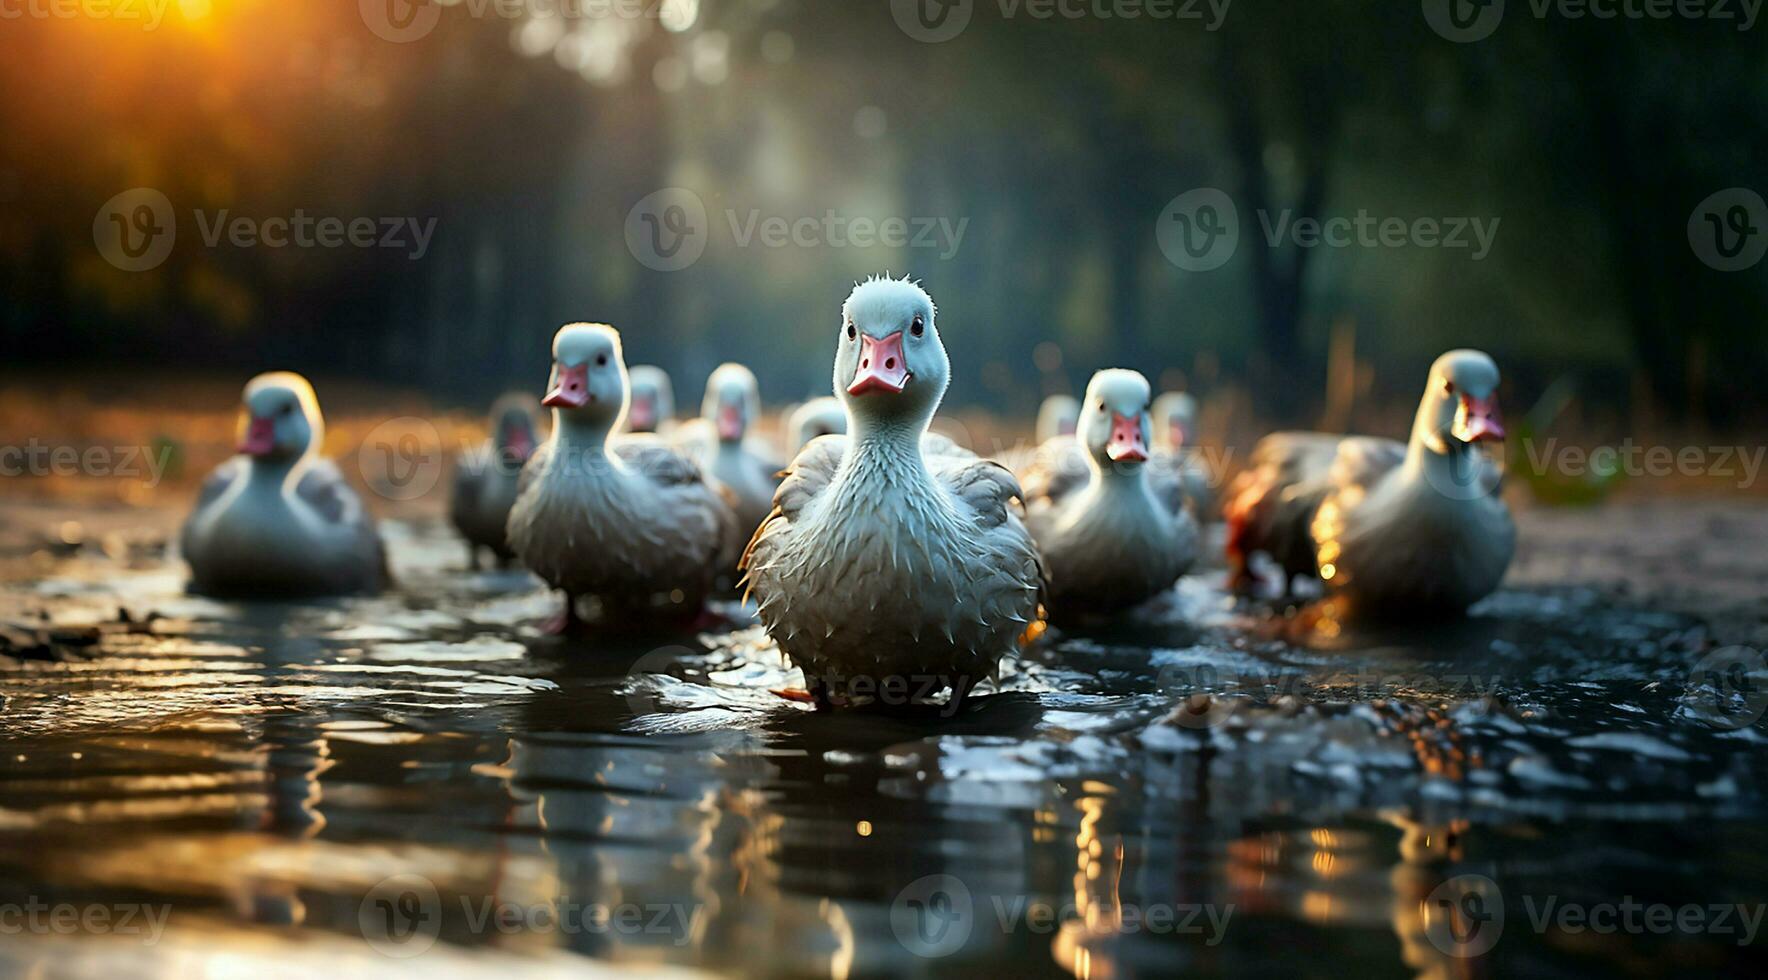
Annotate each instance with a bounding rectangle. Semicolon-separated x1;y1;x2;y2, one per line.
0;518;1763;978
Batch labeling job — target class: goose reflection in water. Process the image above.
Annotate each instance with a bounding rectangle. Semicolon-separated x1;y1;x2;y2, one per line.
495;726;855;974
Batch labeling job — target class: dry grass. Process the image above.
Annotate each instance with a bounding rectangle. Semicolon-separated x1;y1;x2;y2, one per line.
0;374;1761;517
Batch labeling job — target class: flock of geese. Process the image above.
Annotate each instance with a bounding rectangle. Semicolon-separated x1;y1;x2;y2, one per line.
179;276;1515;710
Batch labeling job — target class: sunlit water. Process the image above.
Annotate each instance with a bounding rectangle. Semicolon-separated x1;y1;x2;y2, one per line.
1;517;1764;978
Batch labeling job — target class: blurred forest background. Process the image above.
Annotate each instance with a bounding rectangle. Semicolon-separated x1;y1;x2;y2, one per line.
2;0;1765;434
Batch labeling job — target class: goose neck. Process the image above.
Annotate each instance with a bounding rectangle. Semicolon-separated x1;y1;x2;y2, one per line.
245;454;302;494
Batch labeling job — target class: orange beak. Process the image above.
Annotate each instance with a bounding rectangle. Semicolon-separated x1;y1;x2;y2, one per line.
1452;393;1505;444
847;331;910;396
1107;412;1148;462
544;363;590;409
238;417;276;456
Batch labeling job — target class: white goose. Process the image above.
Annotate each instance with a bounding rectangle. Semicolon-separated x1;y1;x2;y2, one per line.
181;372;385;597
1224;349;1515;616
1020;370;1198;620
506;324;741;633
686;362;781;537
1151;390;1215;516
624;364;675;435
741;277;1043;710
1035;394;1080;443
786;396;846;457
449;392;544;569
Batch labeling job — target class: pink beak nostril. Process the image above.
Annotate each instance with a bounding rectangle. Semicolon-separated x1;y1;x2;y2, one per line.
847;331;911;396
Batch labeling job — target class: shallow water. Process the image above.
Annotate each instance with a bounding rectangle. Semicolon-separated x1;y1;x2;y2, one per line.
1;516;1765;978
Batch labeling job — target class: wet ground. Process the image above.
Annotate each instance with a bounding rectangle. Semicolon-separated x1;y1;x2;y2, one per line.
1;500;1765;978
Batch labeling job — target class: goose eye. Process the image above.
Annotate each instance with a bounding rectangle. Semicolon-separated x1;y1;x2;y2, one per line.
1443;379;1456;396
910;314;924;337
596;353;608;367
845;321;856;341
278;403;294;417
1098;401;1107;412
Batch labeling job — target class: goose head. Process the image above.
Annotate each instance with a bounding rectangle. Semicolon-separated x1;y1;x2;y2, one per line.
1415;349;1505;454
625;365;674;434
542;323;628;432
237;372;322;464
1077;369;1154;469
1152;392;1198;452
1036;395;1080;444
488;392;543;468
835;277;948;432
788;396;846;455
702;363;761;444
